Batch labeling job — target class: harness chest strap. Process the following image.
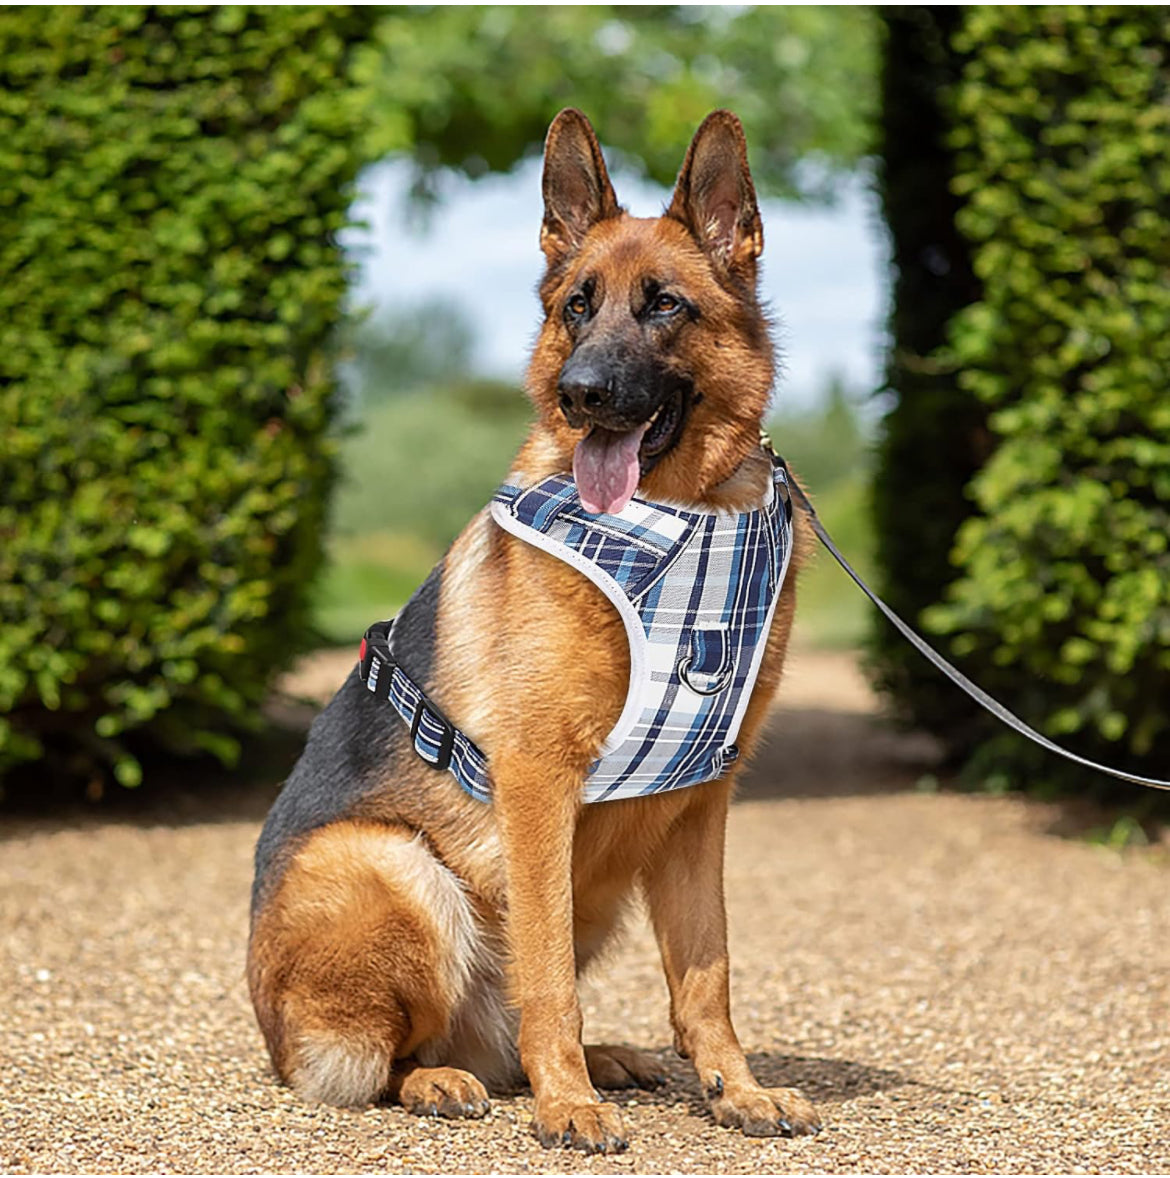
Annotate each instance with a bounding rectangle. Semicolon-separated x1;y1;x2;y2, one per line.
489;462;792;801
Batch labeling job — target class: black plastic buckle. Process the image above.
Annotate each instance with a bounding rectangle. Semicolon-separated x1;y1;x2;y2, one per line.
360;620;396;697
409;697;455;773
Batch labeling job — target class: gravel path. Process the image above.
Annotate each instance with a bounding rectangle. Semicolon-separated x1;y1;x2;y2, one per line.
3;647;1168;1174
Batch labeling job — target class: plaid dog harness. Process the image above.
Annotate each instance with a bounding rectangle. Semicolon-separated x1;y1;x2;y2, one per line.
360;453;794;804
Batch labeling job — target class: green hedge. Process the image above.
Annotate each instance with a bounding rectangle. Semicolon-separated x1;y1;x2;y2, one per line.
922;7;1170;790
0;7;372;787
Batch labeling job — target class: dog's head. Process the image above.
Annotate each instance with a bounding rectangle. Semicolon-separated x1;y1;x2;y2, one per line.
525;109;773;514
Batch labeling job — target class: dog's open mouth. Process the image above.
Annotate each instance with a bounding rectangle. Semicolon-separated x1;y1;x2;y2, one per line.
640;386;687;464
573;386;690;516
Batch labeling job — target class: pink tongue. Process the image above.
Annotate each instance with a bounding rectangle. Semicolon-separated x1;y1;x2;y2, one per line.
573;423;649;515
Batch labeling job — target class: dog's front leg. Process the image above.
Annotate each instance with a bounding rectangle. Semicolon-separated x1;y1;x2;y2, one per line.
493;750;628;1154
644;780;822;1138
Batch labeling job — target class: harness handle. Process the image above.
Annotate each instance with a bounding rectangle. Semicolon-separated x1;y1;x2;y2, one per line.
774;454;1170;793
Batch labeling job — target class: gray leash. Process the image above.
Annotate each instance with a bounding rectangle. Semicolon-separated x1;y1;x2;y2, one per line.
778;461;1170;793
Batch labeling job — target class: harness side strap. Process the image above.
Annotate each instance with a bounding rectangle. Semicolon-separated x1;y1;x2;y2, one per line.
779;462;1170;793
359;620;493;803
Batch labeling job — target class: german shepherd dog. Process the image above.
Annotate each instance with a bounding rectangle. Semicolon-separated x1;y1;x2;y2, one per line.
248;109;820;1153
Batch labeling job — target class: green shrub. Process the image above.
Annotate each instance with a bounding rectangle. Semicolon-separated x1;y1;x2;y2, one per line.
0;7;373;786
926;8;1170;790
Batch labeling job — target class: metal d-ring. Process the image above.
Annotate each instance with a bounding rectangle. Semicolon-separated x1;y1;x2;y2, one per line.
677;654;733;696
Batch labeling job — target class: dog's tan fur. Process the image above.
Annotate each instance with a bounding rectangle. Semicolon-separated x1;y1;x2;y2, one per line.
248;109;819;1152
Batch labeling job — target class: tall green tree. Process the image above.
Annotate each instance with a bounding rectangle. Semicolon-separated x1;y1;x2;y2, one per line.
869;7;987;751
352;6;878;200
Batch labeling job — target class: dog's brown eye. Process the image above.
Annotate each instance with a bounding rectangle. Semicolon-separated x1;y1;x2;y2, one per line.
654;293;680;314
566;294;588;318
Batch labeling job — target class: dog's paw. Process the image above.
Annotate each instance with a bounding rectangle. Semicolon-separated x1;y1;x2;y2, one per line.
585;1043;667;1091
398;1066;490;1119
708;1081;821;1138
532;1099;628;1154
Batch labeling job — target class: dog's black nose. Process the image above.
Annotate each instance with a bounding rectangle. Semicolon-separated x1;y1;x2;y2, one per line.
558;356;612;425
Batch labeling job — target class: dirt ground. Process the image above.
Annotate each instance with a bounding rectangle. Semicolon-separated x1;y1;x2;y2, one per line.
3;646;1169;1175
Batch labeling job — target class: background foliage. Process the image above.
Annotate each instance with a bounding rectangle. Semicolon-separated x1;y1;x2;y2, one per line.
18;4;1167;803
0;6;373;785
353;5;878;202
871;5;1170;794
927;6;1170;790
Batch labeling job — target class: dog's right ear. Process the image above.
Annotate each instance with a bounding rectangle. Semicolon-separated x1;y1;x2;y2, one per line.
667;110;763;281
540;109;620;265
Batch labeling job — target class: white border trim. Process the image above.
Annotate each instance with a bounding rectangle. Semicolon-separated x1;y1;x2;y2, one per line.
489;501;647;756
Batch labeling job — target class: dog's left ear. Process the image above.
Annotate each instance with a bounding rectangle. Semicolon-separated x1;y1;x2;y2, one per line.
668;110;763;279
540;108;621;265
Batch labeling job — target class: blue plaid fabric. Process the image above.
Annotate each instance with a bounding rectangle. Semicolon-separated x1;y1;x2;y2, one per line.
490;459;794;802
499;478;697;598
365;454;793;805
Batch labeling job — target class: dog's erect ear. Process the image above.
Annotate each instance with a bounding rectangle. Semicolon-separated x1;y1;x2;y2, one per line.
540;109;620;265
668;110;763;278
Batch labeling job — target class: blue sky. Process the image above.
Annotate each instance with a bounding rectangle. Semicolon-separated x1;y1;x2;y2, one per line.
345;156;890;412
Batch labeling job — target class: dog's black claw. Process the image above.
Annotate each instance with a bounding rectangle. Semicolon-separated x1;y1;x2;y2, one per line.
780;1119;793;1135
